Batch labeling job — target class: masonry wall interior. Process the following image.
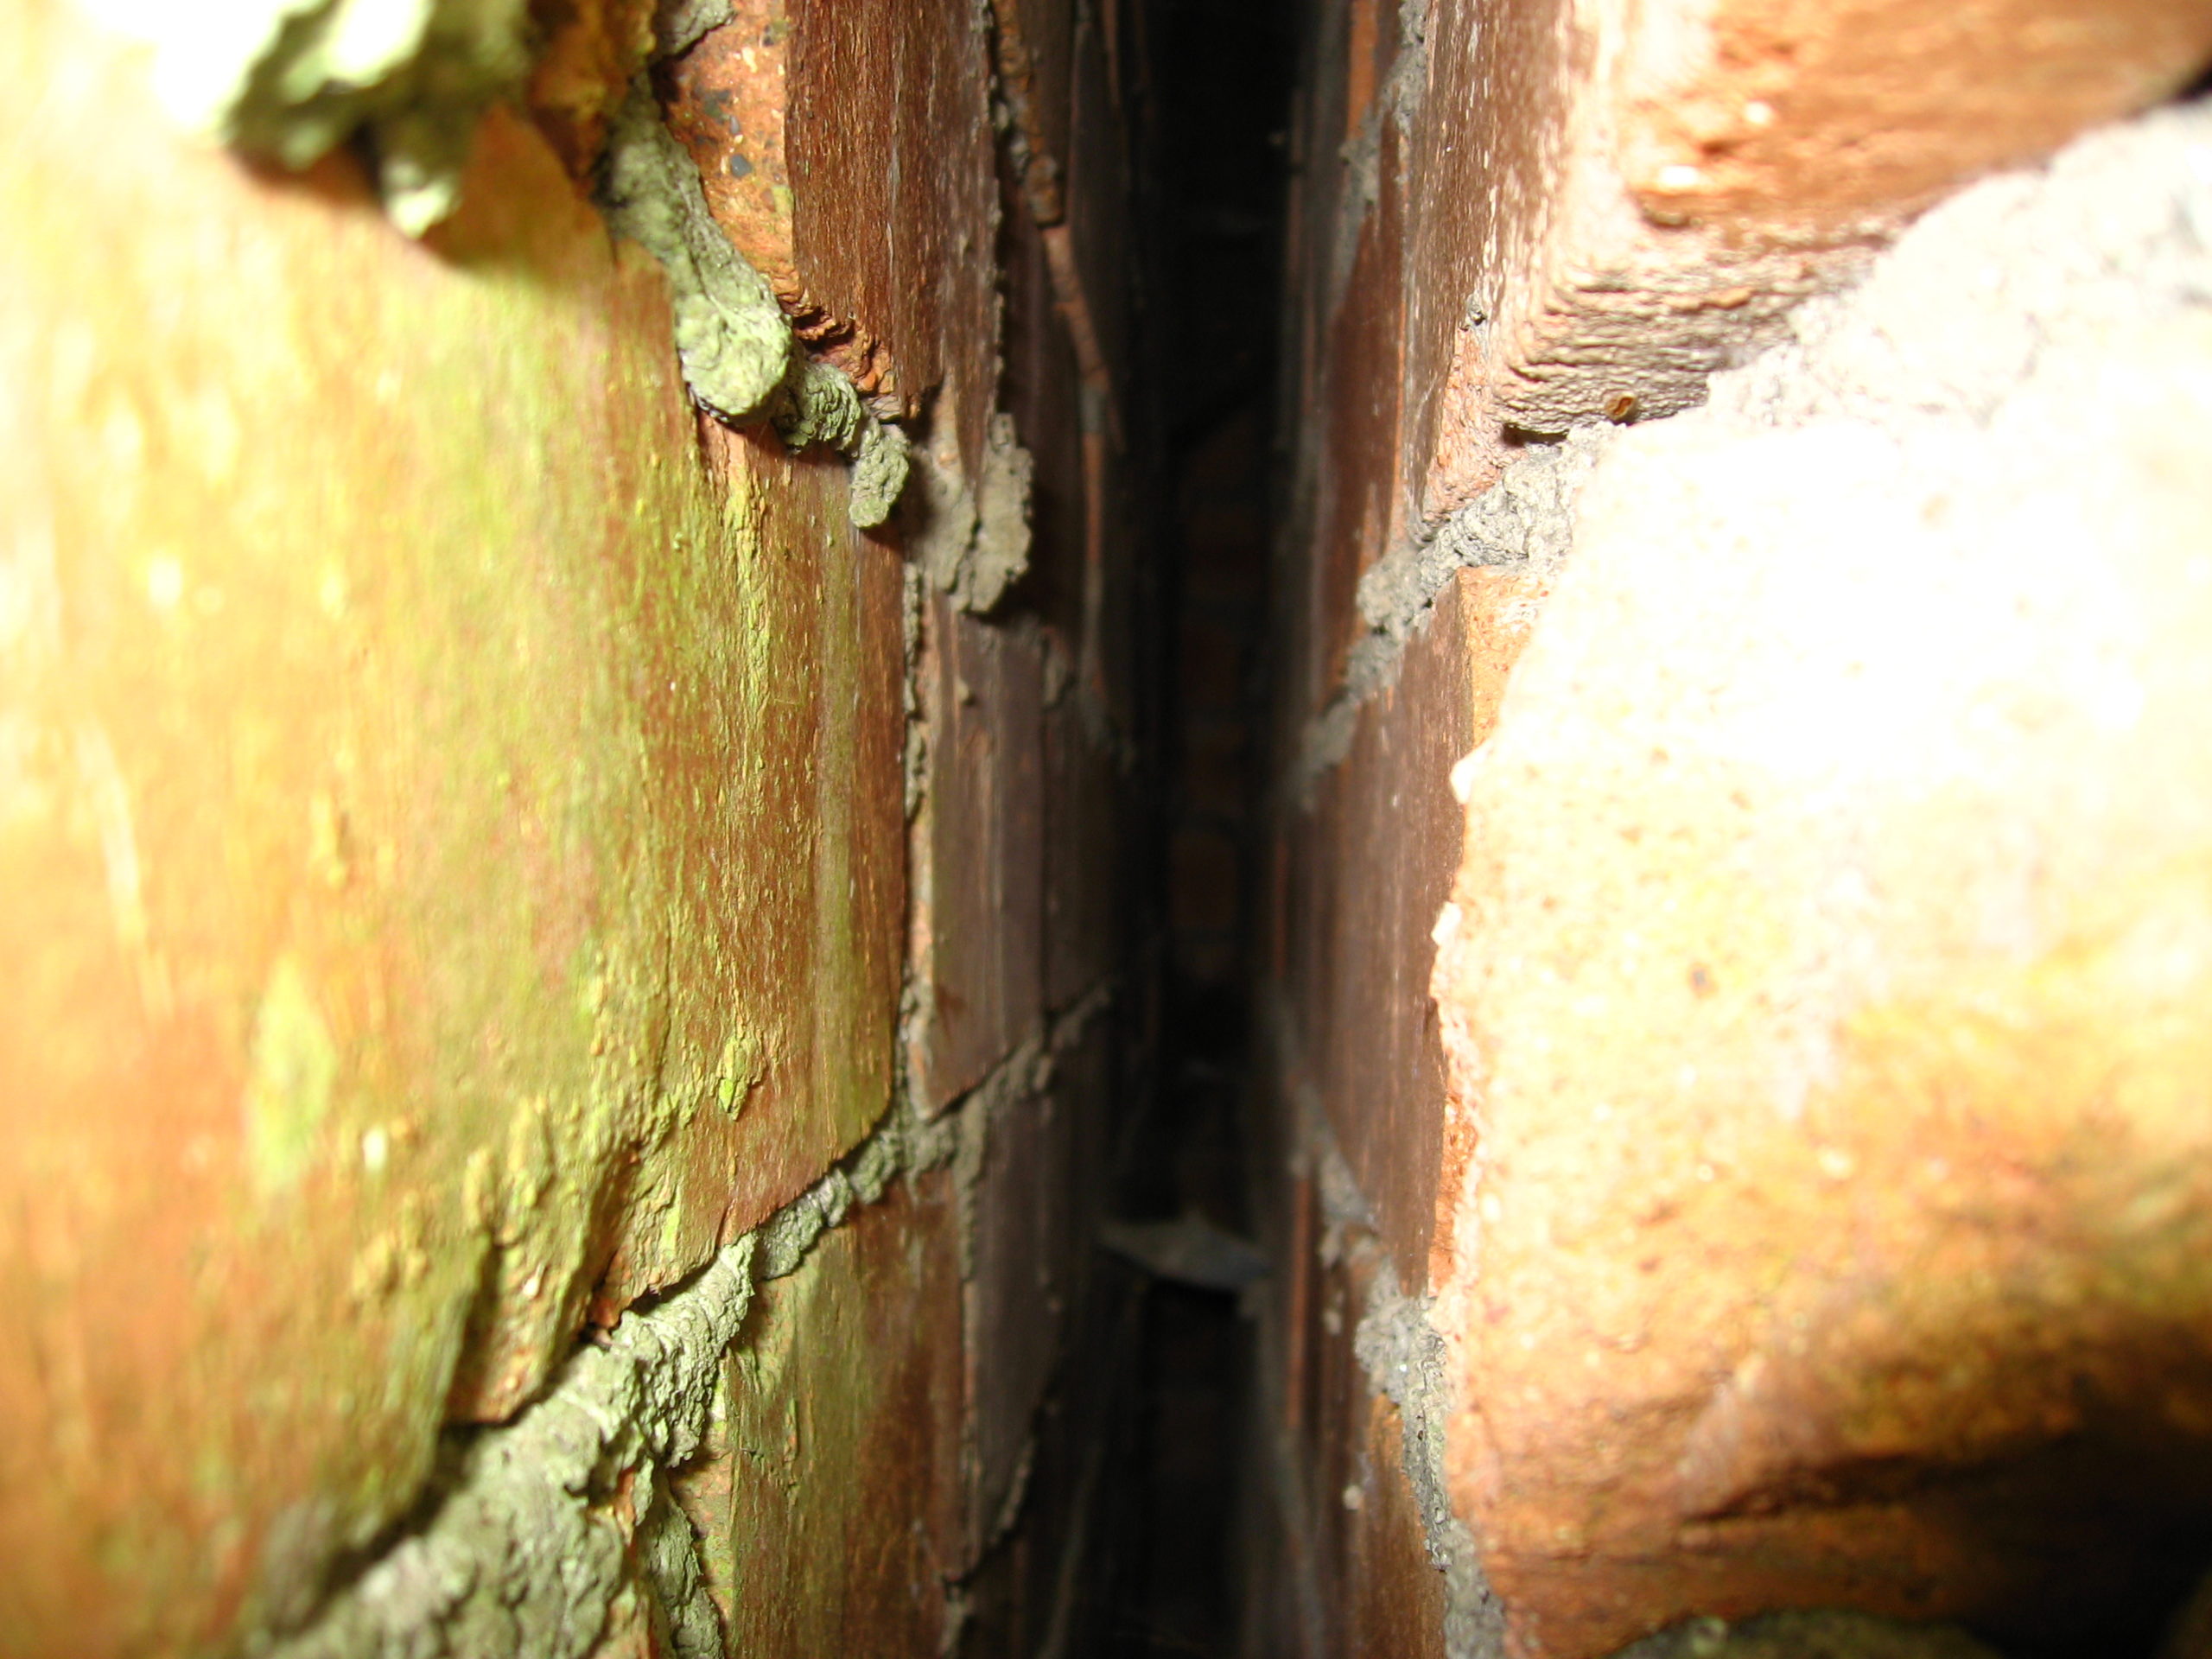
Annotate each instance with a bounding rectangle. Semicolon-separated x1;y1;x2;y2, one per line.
5;3;2212;1658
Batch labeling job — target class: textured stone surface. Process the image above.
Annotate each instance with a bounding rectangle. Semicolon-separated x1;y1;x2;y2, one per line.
1430;108;2212;1659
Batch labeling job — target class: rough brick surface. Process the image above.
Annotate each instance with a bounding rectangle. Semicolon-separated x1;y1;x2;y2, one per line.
910;601;1048;1112
1429;111;2212;1659
677;1173;966;1657
1406;0;2212;516
1265;0;2212;1647
0;0;1135;1651
1283;569;1544;1294
0;10;906;1645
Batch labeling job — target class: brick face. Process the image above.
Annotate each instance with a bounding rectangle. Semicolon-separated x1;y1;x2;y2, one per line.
677;1173;968;1658
964;1010;1114;1555
1043;698;1121;1012
910;601;1048;1113
0;29;908;1639
1427;133;2212;1649
1283;570;1541;1293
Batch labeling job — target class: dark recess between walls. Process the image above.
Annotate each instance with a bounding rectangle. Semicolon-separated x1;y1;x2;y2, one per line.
1096;1;1297;1655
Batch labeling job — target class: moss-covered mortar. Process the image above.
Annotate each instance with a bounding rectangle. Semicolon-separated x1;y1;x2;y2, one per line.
76;0;534;234
269;1096;956;1659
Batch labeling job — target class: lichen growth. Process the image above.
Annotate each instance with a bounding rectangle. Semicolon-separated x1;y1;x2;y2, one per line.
270;1236;757;1659
245;954;340;1198
82;0;533;235
773;358;864;453
599;85;910;527
848;420;912;531
264;1096;957;1658
599;83;797;427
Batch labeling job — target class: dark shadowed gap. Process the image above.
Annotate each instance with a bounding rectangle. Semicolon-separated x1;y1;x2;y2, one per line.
1095;1;1298;1654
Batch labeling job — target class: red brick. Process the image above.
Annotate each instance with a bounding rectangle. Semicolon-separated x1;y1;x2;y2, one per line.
1428;275;2212;1654
1044;698;1121;1011
909;601;1047;1110
0;13;907;1649
964;1012;1112;1554
1277;568;1543;1293
677;1172;967;1656
1402;0;2212;517
787;0;1001;448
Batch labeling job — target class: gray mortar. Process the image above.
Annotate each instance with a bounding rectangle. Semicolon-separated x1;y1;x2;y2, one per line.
597;86;796;428
1313;1141;1498;1659
901;563;932;820
911;412;1036;613
598;84;911;529
264;1093;963;1659
1284;425;1613;808
265;1235;758;1659
85;0;534;236
1268;993;1500;1659
1353;1278;1497;1659
849;422;916;531
1352;425;1609;646
653;0;735;60
1326;3;1431;321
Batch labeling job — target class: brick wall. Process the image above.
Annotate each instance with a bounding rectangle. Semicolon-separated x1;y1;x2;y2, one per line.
0;0;1141;1652
1252;1;2212;1656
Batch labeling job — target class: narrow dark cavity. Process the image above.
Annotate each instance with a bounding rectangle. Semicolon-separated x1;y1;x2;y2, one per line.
1097;3;1298;1655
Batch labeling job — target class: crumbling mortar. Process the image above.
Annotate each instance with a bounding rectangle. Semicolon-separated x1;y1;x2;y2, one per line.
1351;1272;1497;1659
1267;995;1501;1659
653;0;735;62
1279;425;1613;812
262;1083;982;1659
595;81;911;530
947;982;1116;1284
903;562;932;822
909;410;1039;615
81;0;535;237
1324;5;1433;324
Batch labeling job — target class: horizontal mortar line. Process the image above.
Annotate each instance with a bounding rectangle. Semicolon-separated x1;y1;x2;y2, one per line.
269;1079;976;1659
1272;425;1610;815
